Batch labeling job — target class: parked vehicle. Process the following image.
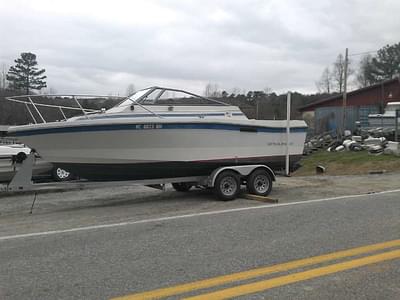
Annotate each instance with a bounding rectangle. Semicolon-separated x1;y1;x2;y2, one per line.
0;144;73;182
368;102;400;128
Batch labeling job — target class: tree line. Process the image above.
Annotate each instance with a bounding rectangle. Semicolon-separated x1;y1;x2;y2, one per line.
201;82;324;121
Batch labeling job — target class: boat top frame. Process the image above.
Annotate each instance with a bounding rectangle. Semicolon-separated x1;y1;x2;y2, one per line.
5;87;231;125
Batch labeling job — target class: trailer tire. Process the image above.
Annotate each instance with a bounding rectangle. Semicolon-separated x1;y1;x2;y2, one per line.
172;182;193;192
246;169;272;196
15;152;27;163
214;170;240;201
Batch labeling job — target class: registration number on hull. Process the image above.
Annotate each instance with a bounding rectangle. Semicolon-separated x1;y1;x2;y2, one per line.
135;124;163;129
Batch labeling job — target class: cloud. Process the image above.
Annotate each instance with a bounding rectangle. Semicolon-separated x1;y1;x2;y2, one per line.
0;0;399;95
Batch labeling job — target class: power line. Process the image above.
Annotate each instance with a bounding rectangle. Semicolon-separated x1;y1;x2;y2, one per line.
349;50;378;57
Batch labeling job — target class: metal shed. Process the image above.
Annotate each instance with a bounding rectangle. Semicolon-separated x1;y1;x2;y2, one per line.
299;78;400;134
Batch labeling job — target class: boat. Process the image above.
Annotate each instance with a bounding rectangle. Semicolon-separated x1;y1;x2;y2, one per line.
6;87;307;181
368;102;400;128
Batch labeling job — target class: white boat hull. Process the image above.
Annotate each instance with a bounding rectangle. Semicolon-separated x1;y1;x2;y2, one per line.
9;119;307;180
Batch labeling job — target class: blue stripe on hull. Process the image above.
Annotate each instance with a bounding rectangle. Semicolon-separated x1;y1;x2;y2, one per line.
10;123;308;137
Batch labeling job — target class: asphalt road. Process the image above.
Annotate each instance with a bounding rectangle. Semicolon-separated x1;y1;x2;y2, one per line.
0;189;399;299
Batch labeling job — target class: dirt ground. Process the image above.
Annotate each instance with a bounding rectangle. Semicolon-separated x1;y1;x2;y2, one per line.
272;172;400;201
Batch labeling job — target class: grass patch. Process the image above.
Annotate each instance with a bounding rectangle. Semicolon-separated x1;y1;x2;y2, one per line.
294;150;400;176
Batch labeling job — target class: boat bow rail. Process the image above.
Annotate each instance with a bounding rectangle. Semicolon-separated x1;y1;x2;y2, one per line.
6;94;124;124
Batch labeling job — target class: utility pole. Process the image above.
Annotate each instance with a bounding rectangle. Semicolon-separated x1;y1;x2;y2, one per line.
396;109;399;142
256;98;259;119
285;92;291;176
341;48;349;136
0;64;6;89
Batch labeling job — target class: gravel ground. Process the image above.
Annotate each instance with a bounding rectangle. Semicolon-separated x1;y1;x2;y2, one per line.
1;172;400;218
0;172;399;238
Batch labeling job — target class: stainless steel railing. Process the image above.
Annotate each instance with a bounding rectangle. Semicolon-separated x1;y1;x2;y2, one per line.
6;94;124;124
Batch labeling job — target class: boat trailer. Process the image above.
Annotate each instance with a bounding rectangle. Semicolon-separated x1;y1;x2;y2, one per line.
0;153;276;203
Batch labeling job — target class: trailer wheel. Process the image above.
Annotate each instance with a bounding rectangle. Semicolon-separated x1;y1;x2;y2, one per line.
15;152;27;163
214;170;240;201
246;169;272;196
172;182;193;192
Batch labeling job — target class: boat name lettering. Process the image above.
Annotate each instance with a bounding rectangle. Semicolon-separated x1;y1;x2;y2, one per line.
135;124;163;129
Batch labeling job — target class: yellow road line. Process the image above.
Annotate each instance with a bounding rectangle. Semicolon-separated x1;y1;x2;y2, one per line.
185;249;400;300
111;239;400;300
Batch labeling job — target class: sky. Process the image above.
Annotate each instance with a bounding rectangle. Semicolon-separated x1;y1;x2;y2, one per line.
0;0;399;96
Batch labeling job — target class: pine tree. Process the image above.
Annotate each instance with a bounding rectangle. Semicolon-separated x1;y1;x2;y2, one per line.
370;43;400;82
6;52;47;94
356;54;375;87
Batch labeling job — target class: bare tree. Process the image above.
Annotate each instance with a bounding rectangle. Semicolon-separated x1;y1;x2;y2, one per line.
263;86;272;95
230;87;241;95
331;54;353;93
204;83;220;97
316;67;332;93
126;83;136;96
49;87;57;94
332;54;345;93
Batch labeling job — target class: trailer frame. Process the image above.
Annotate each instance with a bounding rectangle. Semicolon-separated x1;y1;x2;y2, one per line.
0;153;275;201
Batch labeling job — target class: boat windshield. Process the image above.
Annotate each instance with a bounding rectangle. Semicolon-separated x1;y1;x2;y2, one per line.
117;89;152;107
116;87;229;108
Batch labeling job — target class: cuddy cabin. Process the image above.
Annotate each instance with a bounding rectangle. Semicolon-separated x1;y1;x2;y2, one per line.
70;87;248;122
